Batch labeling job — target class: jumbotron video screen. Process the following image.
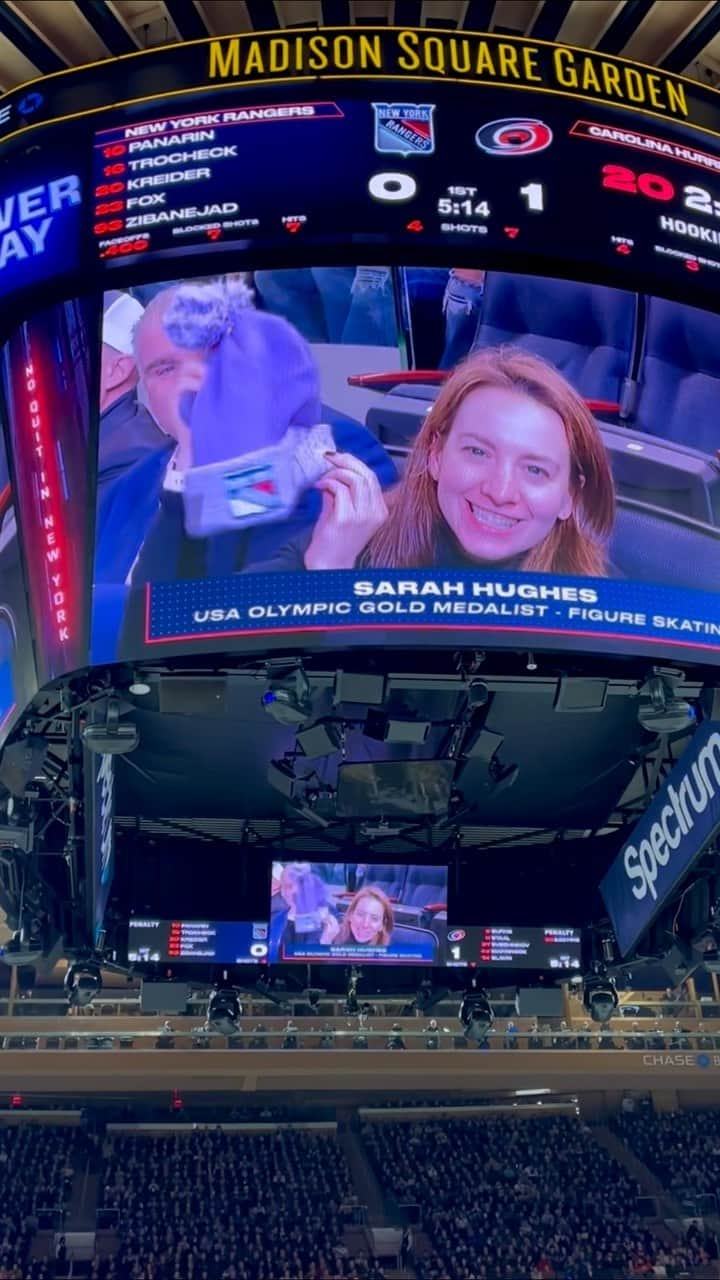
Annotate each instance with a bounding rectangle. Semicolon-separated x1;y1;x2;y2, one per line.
0;26;718;748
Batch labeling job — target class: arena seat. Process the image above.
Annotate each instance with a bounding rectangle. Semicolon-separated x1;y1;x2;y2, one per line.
362;1112;718;1280
98;1127;374;1280
402;268;449;368
610;502;720;590
611;1107;720;1209
363;865;409;900
403;865;448;911
601;421;719;525
391;921;439;961
324;863;348;887
633;296;720;454
472;272;638;404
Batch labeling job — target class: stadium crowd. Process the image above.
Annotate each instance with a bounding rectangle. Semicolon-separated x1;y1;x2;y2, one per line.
613;1107;720;1206
361;1114;712;1280
0;1125;85;1279
96;1127;386;1280
1;1110;719;1278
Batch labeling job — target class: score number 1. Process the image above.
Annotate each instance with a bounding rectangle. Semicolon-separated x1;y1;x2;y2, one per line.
519;182;544;212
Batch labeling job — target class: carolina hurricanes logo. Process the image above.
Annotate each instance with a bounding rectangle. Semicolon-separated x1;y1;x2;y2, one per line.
475;118;553;155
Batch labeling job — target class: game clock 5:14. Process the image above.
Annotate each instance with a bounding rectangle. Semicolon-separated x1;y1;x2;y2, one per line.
437;190;490;218
435;181;546;230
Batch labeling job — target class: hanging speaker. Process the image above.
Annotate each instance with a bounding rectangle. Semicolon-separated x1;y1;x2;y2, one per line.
159;678;228;715
0;739;47;797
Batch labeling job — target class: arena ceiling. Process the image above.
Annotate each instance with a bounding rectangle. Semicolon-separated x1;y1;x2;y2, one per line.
26;660;703;860
1;1;720;92
3;0;718;881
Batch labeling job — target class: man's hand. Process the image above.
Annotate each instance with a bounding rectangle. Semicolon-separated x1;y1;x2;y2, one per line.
158;363;206;470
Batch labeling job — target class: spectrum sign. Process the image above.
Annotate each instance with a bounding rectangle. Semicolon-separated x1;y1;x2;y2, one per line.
601;722;720;956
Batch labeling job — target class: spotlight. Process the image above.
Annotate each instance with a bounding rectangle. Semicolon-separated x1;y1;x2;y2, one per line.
601;936;615;965
253;974;287;1009
702;937;720;973
386;1023;406;1050
637;671;695;734
416;979;433;1011
319;1024;335;1049
262;667;312;726
0;738;47;797
345;965;361;1015
363;709;430;744
128;674;151;696
1;924;42;967
526;652;537;672
334;671;385;706
459;988;493;1042
82;699;139;755
207;988;242;1035
582;969;618;1023
487;756;519;794
65;960;102;1008
468;679;489;709
282;1019;299;1049
416;981;449;1015
695;905;720;973
296;720;342;758
463;727;503;764
267;759;299;799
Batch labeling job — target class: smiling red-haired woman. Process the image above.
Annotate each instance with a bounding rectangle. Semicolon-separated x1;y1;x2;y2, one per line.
364;346;615;576
336;887;394;947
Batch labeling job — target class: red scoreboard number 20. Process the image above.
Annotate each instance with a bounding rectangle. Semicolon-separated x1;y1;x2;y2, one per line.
601;164;675;201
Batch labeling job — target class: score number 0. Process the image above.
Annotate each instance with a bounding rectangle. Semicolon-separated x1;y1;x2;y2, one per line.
369;172;418;202
370;172;546;212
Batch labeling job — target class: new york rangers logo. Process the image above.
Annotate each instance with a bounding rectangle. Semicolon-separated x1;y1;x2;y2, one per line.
372;103;436;156
224;463;283;521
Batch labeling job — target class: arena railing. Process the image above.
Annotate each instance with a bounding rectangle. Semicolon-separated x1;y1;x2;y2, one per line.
0;1025;716;1050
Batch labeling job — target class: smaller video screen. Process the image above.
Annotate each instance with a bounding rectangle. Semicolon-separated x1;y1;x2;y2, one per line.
269;862;447;963
337;761;454;818
446;925;582;970
128;919;269;964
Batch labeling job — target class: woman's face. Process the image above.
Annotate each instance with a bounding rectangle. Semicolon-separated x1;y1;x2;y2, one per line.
429;385;575;563
349;894;385;944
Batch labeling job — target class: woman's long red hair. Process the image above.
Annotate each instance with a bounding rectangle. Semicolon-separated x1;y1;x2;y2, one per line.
364;347;615;576
336;887;394;947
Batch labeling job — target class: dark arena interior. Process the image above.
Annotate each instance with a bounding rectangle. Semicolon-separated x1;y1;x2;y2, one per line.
2;2;720;1279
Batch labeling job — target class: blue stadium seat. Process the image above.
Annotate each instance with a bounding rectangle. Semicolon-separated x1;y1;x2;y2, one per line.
390;922;439;962
610;503;720;590
403;865;448;910
402;268;448;369
633;296;720;454
364;866;408;901
472;272;638;404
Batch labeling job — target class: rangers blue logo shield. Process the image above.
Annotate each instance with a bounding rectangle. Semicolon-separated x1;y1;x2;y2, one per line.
372;103;435;156
223;463;283;521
